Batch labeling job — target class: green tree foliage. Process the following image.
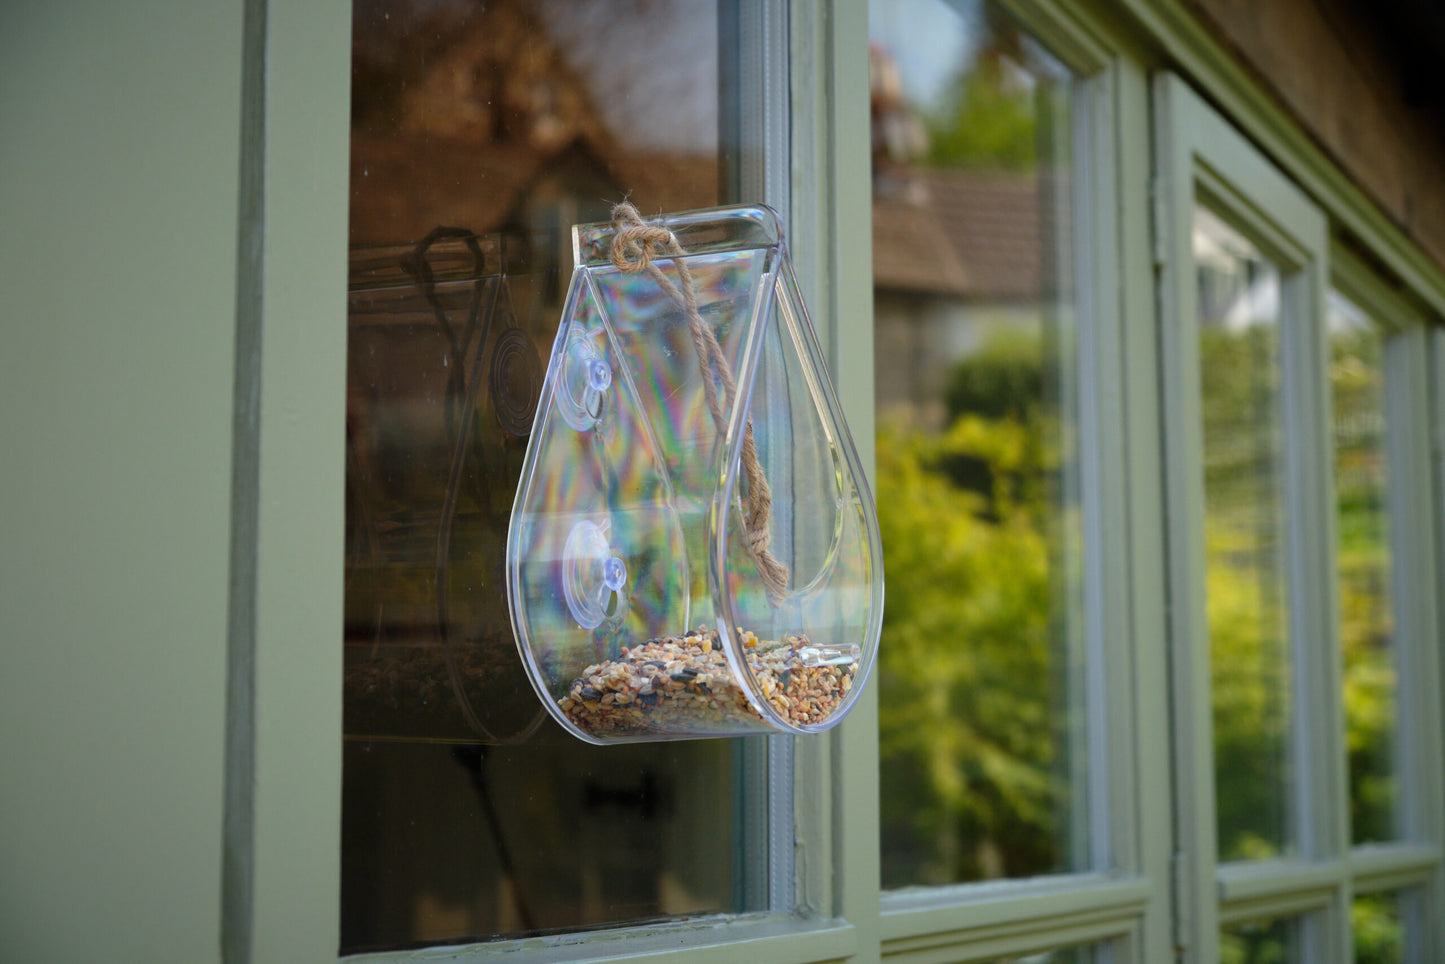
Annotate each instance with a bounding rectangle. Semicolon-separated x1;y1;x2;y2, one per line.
1330;326;1396;846
877;333;1070;886
1352;893;1405;964
924;52;1039;171
945;331;1045;424
921;9;1043;174
877;317;1399;919
1203;519;1291;862
1198;324;1293;861
1219;918;1294;964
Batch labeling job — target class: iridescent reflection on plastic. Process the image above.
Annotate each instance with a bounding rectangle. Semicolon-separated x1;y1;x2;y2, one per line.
508;204;884;743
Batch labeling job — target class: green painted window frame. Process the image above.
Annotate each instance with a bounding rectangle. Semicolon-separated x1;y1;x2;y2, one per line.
1153;70;1344;963
1153;71;1445;964
869;2;1170;962
1331;248;1445;960
231;2;1445;963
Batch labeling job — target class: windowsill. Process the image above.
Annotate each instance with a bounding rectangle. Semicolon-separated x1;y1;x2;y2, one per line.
341;913;856;964
880;872;1150;949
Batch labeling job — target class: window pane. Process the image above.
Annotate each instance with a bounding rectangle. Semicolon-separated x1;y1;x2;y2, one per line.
1195;205;1294;862
1329;291;1398;845
343;0;766;951
1353;889;1407;964
1221;915;1302;964
986;942;1106;963
870;0;1089;887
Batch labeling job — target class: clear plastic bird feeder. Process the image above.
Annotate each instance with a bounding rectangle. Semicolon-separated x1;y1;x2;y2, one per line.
507;204;883;743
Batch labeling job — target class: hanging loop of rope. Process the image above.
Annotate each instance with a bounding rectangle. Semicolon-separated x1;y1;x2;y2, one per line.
609;202;790;603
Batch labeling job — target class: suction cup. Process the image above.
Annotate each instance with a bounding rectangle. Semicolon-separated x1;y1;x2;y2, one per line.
555;328;612;431
562;518;628;630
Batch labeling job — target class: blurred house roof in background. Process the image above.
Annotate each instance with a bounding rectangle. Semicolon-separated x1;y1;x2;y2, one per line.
350;0;724;246
873;170;1044;303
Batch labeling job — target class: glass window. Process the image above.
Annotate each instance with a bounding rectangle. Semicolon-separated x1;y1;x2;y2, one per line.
343;0;771;951
868;0;1089;887
1353;889;1408;964
987;943;1106;963
1220;914;1302;964
1194;204;1294;863
1328;290;1398;845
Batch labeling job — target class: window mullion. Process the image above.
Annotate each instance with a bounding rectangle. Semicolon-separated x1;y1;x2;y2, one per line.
247;0;351;957
1152;71;1224;964
1114;51;1176;964
788;2;879;954
1347;842;1444;892
1391;322;1445;960
732;0;798;917
1383;326;1445;848
1278;237;1347;867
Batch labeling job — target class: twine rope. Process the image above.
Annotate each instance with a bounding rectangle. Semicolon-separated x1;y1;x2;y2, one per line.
609;202;790;601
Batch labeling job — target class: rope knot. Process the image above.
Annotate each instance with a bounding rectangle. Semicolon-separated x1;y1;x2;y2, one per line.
609;203;675;273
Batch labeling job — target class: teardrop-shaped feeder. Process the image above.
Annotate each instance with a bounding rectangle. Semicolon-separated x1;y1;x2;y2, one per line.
507;203;883;743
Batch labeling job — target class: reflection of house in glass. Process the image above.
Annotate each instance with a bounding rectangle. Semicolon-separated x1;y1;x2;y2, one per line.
872;167;1046;429
1193;205;1280;332
347;0;726;648
342;2;754;946
869;17;1088;890
350;0;723;256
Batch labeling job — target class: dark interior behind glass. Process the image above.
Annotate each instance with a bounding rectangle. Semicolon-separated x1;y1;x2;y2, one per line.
342;0;766;951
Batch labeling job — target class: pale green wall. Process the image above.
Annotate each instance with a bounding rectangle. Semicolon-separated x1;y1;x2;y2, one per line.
0;1;243;960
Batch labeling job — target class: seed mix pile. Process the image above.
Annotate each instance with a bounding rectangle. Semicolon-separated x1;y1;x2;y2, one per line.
558;629;858;737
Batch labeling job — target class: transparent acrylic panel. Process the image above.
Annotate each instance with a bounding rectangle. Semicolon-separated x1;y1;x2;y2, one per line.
1329;290;1398;845
508;205;882;742
343;0;770;951
1221;915;1302;964
869;0;1089;886
1195;205;1294;862
1353;889;1408;964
